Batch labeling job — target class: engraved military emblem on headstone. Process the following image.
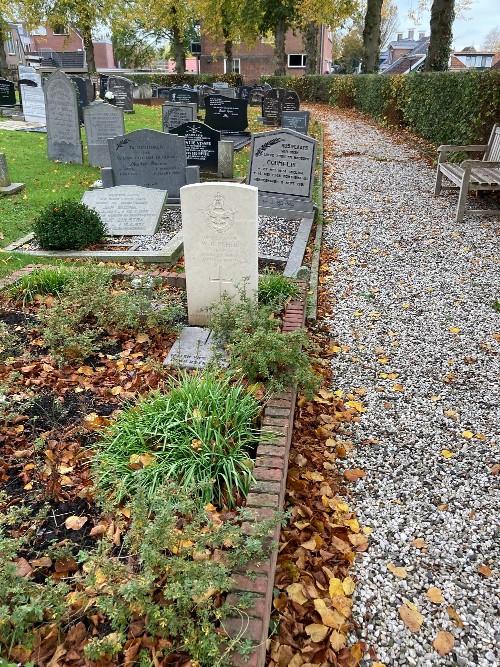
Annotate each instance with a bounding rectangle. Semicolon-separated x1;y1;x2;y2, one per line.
205;192;234;231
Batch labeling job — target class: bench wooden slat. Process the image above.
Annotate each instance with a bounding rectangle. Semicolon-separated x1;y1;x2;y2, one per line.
470;167;500;186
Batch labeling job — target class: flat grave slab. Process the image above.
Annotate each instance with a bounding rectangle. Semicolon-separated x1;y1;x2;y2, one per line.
82;185;167;235
164;327;224;369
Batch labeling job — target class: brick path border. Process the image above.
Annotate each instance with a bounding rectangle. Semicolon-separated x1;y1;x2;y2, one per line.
1;265;307;667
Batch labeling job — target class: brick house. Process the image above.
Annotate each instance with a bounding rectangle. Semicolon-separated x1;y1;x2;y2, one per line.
380;29;429;73
200;27;333;82
450;47;500;70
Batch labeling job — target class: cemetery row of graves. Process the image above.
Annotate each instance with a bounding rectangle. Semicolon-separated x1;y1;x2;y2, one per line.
0;70;347;667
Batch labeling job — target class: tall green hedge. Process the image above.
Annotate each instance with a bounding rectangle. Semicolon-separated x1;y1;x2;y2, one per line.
125;73;242;87
262;71;500;146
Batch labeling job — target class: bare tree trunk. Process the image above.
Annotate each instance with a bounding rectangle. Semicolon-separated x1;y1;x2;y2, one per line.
274;17;287;75
172;23;186;74
0;24;9;78
361;0;383;73
424;0;455;71
304;22;319;74
80;25;96;73
223;26;233;69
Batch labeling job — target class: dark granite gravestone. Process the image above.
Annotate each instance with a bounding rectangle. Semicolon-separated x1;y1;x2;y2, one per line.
172;121;221;172
198;85;214;109
281;110;310;135
0;78;16;106
247;128;318;219
281;90;300;112
102;129;199;201
99;74;109;99
85;77;95;103
84;104;125;167
157;86;170;98
20;84;46;123
44;71;83;164
262;88;285;126
204;95;248;132
162;102;197;132
249;88;265;107
237;86;253;100
70;76;89;123
261;82;272;90
107;76;134;112
151;83;159;97
82;185;167;235
167;87;199;109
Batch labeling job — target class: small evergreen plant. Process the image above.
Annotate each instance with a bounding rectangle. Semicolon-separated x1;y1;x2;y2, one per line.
33;200;106;250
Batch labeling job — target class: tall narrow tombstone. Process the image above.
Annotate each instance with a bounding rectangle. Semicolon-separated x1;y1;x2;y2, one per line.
0;78;16;106
102;129;199;199
107;76;134;112
20;85;46;123
262;88;285;126
162;102;197;132
45;71;83;164
181;182;258;325
84;104;125;167
151;83;159;98
248;128;317;219
281;90;300;112
172;121;221;172
281;110;310;135
70;76;89;123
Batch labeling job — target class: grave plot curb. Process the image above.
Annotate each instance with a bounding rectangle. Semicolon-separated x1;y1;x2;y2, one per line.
1;266;307;667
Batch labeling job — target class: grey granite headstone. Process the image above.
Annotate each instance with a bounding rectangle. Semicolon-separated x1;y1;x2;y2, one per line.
162;102;197;132
107;76;134;112
281;110;310;135
20;85;46;123
0;153;24;195
84;104;125;167
164;327;222;369
103;128;199;199
45;71;83;164
81;185;167;235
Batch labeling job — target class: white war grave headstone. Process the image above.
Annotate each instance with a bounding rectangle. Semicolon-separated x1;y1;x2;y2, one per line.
44;71;83;164
180;182;258;325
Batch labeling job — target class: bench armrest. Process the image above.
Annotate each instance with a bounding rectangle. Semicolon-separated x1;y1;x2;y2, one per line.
437;144;488;153
460;160;500;169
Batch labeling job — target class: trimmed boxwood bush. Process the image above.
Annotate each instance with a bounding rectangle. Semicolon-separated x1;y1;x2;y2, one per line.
33;199;106;250
125;72;242;87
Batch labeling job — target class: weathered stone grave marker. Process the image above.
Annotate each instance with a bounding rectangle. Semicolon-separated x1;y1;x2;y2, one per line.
162;102;197;132
102;128;199;200
20;84;46;123
248;128;317;219
0;153;24;196
45;71;83;164
107;76;134;112
281;110;310;135
82;185;167;235
180;182;258;325
84;103;125;167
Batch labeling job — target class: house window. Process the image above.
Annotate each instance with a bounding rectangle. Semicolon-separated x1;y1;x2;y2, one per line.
224;58;241;74
52;24;68;35
288;54;307;68
6;37;15;54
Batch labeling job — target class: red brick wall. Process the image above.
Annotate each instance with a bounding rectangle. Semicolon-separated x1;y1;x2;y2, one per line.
33;27;84;53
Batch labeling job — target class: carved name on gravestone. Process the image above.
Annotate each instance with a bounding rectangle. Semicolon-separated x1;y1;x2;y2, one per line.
107;76;134;112
84;104;125;167
82;185;167;235
262;88;285;125
102;129;199;199
45;71;83;164
20;85;46;123
162;102;197;132
172;121;221;172
167;87;199;109
0;78;16;106
248;128;317;218
281;90;300;112
204;95;248;133
281;110;310;135
249;89;265;107
181;182;258;325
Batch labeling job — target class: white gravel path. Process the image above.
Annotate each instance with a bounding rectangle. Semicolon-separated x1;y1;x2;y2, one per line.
322;111;499;667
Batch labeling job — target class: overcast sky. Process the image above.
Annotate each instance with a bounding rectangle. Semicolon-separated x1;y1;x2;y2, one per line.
393;0;499;50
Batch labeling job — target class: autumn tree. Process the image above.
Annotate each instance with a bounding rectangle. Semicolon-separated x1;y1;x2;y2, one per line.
361;0;383;72
482;26;500;50
111;23;158;69
423;0;455;70
197;0;251;67
0;0;42;77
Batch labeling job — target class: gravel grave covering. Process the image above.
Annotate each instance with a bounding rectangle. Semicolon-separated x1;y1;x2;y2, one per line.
323;111;499;667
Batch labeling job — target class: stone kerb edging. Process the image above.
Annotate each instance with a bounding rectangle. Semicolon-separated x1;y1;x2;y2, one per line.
1;265;307;667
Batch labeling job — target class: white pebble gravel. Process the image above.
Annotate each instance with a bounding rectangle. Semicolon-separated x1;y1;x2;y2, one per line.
322;111;499;667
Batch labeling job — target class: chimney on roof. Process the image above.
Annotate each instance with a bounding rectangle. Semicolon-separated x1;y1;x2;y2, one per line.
419;31;425;39
397;32;403;41
408;29;414;40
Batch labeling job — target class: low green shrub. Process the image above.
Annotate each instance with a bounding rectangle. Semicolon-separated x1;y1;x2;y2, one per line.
95;371;261;507
9;265;76;306
33;200;106;250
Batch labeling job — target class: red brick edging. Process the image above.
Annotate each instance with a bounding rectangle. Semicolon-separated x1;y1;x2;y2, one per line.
1;266;307;667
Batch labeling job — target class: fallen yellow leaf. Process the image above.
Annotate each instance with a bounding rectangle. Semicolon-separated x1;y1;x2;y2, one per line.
387;563;408;579
65;516;88;531
342;576;355;595
462;430;474;439
305;623;329;642
433;631;455;656
329;577;344;597
399;604;424;632
448;327;461;333
427;587;444;603
477;564;492;577
329;630;346;650
286;583;308;605
314;598;345;628
447;606;464;628
441;450;455;458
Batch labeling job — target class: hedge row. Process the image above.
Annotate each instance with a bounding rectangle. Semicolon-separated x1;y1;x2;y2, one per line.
124;72;242;87
262;71;500;146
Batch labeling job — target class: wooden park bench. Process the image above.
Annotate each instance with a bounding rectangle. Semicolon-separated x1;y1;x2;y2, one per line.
434;123;500;222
